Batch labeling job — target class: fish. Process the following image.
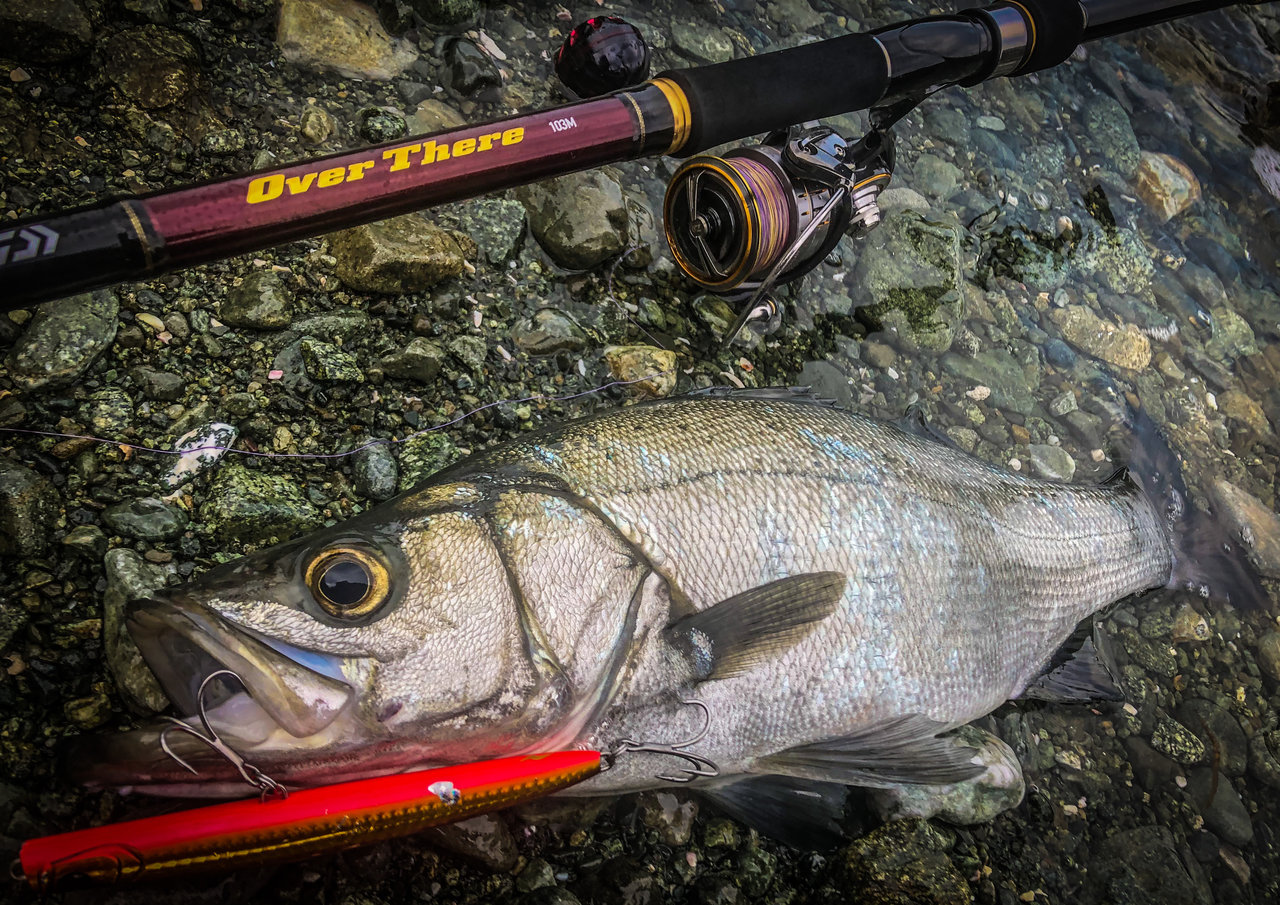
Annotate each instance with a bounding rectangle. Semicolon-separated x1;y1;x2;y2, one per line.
74;387;1266;839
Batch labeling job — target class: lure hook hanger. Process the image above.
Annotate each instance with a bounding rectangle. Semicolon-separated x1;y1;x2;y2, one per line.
159;669;287;800
604;698;720;783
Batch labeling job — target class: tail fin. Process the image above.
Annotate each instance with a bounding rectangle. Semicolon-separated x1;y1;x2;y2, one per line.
1120;407;1270;610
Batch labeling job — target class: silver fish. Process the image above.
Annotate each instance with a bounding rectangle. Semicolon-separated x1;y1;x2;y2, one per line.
80;389;1263;831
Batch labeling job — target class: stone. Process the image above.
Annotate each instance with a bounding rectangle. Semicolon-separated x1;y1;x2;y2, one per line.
941;349;1037;416
87;387;134;434
603;345;677;397
397;432;461;492
300;338;364;382
353;442;399;502
103;26;200;108
447;335;487;373
1135;152;1201;222
1049;305;1151;371
766;0;823;32
798;360;854;409
518;170;629;271
1151;715;1206;765
5;290;118;390
1204;308;1257;361
1217;389;1271;435
408;98;465;134
1048;390;1077;416
442;36;501;100
104;497;189;541
62;524;108;559
516;857;557;893
130;366;185;401
277;0;417;80
0;0;92;63
636;791;697;845
409;0;480;26
221;271;294;330
164;422;237;490
434;197;525;265
103;548;170;713
671;20;735;64
1086;825;1209;905
1177;699;1247;777
1076;228;1155;296
1258;632;1280;683
329;214;475;294
199;463;321;544
379;337;446;382
0;459;59;557
832;819;969;905
862;340;897;371
357;107;405;143
512;309;588;355
914;153;962;200
1081;92;1142;178
1185;769;1252;847
1029;444;1076;482
423;813;516;871
299;104;335;143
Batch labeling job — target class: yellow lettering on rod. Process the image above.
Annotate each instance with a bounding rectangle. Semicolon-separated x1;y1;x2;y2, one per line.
502;127;524;145
286;173;317;194
246;174;284;204
477;132;500;152
383;144;421;171
419;140;450;164
346;160;375;181
452;138;476;157
317;167;345;188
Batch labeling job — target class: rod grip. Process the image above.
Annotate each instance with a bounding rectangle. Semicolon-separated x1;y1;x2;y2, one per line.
658;33;890;156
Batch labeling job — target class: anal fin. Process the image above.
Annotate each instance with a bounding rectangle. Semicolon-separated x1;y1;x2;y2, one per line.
699;775;849;850
1019;619;1123;704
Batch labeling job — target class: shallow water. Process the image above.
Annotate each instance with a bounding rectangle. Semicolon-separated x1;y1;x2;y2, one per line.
1;0;1279;903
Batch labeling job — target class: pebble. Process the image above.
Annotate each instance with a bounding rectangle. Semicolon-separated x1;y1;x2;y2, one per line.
671;20;735;64
975;114;1006;131
862;341;897;370
603;345;678;397
1185;769;1252;847
329;214;476;294
64;693;113;729
299;104;336;143
103;547;170;712
300;338;364;382
199;463;321;544
62;524;108;559
103;497;189;541
1151;715;1207;765
164;422;237;489
636;791;697;845
379;337;446;382
353;442;399;501
221;271;294;330
1135;151;1201;222
87;387;135;434
447;335;487;373
1048;390;1077;416
276;0;416;80
423;813;516;872
1080;92;1141;178
1029;444;1076;482
1216;389;1271;435
442;36;502;100
130;366;185;401
435;197;526;265
513;309;589;355
1049;305;1151;371
0;458;60;557
518;170;629;271
5;290;118;390
408;98;465;134
1085;825;1204;905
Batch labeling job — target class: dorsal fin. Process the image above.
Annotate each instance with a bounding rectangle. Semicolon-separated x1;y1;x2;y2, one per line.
684;385;845;409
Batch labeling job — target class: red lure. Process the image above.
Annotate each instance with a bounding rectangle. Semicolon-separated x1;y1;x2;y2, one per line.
18;750;601;891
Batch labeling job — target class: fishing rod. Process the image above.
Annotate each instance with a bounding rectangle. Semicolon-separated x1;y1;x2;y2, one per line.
0;0;1264;318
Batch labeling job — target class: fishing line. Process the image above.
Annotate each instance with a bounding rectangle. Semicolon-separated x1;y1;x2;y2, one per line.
0;371;675;464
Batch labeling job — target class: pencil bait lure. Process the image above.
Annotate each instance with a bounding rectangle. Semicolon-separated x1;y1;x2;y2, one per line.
15;750;601;892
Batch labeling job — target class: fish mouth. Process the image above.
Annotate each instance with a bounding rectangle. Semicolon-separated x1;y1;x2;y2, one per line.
69;593;360;794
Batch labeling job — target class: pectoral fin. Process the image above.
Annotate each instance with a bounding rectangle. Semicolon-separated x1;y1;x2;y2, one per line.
665;572;846;681
754;714;986;789
700;775;849;850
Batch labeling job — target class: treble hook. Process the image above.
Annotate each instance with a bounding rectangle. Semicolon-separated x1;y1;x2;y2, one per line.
159;669;287;800
606;699;720;783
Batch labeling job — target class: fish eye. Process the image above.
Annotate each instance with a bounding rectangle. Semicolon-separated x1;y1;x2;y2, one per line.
305;547;391;620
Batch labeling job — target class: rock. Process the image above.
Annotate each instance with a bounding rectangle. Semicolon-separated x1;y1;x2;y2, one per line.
1151;715;1206;765
64;693;112;729
1176;699;1247;777
397;432;461;492
701;817;740;851
0;0;92;63
357;106;405;143
409;0;479;26
130;366;185;401
518;170;629;270
447;335;487;372
1209;480;1280;579
914;153;962;200
941;349;1037;416
862;340;897;371
1258;632;1280;682
277;0;417;80
1135;152;1201;222
1185;769;1252;847
671;20;735;63
603;345;677;397
423;813;516;872
1168;602;1211;643
1049;305;1151;370
164;422;237;490
442;36;501;100
299;338;364;382
1086;825;1210;905
103;26;200;108
86;387;134;434
1048;391;1077;416
329;214;475;293
103;497;189;541
872;725;1025;825
766;0;823;32
798;360;854;409
299;104;335;143
1076;228;1155;296
435;197;525;265
222;271;294;329
636;791;697;845
380;337;446;382
353;442;399;502
200;463;321;544
831;819;969;905
516;857;557;893
1081;92;1142;178
201;128;244;155
513;309;589;355
293;310;372;343
62;524;107;559
407;98;465;134
1216;389;1271;435
5;290;118;390
103;548;170;712
0;459;59;557
878;186;932;216
1029;444;1076;482
1204;307;1257;362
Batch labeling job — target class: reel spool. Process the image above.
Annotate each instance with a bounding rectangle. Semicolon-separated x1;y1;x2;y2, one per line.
664;144;849;297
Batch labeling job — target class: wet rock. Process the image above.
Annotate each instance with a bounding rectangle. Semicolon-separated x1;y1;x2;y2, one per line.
520;889;582;905
0;458;59;557
798;360;854;409
1086;825;1209;905
852;212;963;346
914;153;962;200
603;345;677;397
329;214;475;293
104;497;189;541
442;36;501;100
423;813;516;872
1081;92;1141;178
695;873;739;905
1258;632;1280;682
353;442;398;501
513;308;589;355
766;0;822;33
1151;715;1206;765
293;310;372;343
435;197;525;265
1177;699;1247;777
222;271;294;329
872;725;1025;825
357;106;405;143
5;289;118;390
1216;389;1270;435
1135;152;1201;222
409;0;479;26
1210;480;1280;579
0;0;92;63
1049;305;1151;371
701;817;741;851
130;366;185;401
397;432;461;492
103;548;170;712
64;693;113;729
103;26;201;109
200;463;321;544
86;387;134;434
1185;769;1252;847
575;857;656;905
1029;444;1076;482
831;819;969;905
201;128;244;155
671;20;735;64
277;0;417;80
1077;228;1155;295
1204;307;1257;361
518;170;628;271
636;791;697;846
1048;390;1077;416
941;349;1036;416
164;422;237;490
516;857;557;893
300;338;364;382
62;524;107;559
448;335;487;373
300;104;335;143
407;98;465;134
379;337;446;382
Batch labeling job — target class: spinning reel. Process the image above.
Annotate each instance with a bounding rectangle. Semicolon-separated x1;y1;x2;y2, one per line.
664;124;895;342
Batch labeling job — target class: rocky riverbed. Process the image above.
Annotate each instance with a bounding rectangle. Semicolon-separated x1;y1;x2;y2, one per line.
2;0;1280;903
